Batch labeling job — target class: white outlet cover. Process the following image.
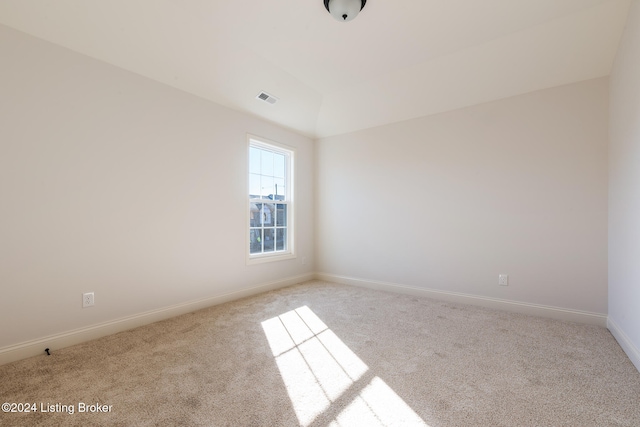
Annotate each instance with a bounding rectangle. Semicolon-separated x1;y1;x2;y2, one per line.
82;292;95;308
498;274;509;286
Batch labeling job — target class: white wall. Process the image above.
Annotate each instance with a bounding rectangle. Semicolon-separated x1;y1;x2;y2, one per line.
0;25;314;357
316;78;609;315
609;0;640;371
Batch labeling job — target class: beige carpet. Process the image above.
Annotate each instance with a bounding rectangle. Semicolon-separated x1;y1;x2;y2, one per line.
1;280;639;426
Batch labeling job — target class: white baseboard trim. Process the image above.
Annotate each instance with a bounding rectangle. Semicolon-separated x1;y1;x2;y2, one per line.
0;273;314;366
608;317;640;373
315;273;608;327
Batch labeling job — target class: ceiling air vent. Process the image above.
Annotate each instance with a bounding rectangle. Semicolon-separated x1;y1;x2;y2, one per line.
256;91;278;105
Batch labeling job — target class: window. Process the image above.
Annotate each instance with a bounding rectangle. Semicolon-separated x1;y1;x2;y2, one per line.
248;136;294;263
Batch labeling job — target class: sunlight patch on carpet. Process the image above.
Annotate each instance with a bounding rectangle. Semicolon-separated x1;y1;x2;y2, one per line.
331;377;427;426
262;306;428;426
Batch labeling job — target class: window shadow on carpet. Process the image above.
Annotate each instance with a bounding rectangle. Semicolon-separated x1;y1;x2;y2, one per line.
262;306;429;426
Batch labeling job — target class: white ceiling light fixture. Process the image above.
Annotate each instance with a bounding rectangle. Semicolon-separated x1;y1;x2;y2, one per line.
324;0;367;22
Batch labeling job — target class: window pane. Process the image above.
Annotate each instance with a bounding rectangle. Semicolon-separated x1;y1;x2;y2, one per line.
276;204;287;226
250;203;262;227
274;178;285;200
249;147;261;174
264;228;275;252
249;174;261;198
250;229;262;254
261;176;274;198
276;228;286;251
261;204;275;226
261;150;274;176
274;153;285;178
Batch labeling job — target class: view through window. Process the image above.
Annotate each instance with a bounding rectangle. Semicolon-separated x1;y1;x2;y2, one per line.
248;137;293;260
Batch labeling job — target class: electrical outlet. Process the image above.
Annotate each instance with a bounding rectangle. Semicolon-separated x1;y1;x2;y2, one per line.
82;292;95;308
498;274;509;286
302;257;307;265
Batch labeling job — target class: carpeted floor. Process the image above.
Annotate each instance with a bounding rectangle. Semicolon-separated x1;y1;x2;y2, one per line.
1;280;639;426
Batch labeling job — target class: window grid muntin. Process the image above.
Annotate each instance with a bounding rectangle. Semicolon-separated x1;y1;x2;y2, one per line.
249;202;288;254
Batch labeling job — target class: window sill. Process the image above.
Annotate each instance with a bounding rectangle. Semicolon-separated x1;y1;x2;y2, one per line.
247;252;296;265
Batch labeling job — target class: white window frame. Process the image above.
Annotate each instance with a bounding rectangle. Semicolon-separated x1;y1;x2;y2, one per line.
247;135;295;265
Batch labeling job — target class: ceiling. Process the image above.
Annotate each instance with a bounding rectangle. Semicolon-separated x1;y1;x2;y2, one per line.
0;0;631;138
